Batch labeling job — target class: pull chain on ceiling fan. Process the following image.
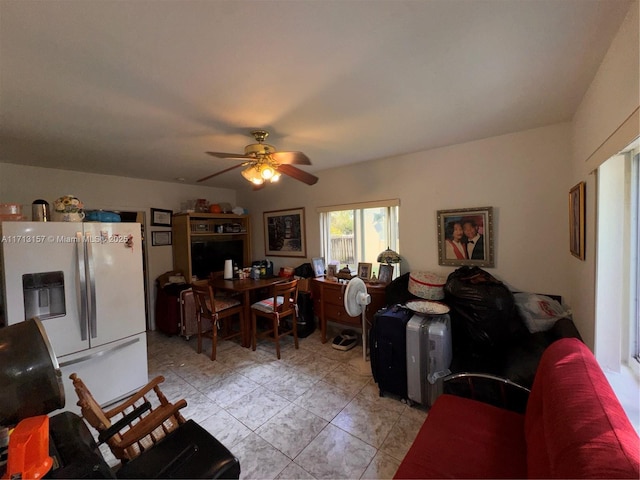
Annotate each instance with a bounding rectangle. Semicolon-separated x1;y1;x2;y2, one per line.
198;130;319;188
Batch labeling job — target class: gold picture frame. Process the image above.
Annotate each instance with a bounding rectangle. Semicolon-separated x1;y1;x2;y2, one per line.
437;206;494;267
569;182;585;260
357;262;372;280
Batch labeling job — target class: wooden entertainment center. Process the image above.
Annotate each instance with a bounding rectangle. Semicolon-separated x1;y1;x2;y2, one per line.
172;213;251;281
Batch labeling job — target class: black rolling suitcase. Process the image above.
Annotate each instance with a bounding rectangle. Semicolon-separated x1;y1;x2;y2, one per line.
370;305;413;399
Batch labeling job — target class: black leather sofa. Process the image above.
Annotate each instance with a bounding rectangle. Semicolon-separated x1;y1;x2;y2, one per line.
47;412;241;479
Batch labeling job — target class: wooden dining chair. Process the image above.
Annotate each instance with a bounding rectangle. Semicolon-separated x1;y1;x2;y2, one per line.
251;279;299;359
70;373;187;463
191;280;244;361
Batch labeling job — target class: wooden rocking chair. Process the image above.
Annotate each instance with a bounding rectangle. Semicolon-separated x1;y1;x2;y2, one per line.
70;373;187;462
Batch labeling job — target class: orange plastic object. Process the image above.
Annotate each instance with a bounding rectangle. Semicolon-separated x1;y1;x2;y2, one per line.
209;204;222;213
3;416;52;480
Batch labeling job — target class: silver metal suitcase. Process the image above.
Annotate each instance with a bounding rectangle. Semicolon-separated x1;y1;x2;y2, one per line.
406;313;453;406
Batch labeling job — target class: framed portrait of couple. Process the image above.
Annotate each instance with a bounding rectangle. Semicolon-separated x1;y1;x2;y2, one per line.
437;206;494;267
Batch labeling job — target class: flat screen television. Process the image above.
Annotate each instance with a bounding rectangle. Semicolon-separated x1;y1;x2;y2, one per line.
191;239;244;280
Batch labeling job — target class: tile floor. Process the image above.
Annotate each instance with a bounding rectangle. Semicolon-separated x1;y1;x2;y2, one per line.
102;328;428;479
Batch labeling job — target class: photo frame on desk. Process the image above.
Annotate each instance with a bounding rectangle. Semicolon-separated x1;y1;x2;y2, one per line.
312;257;325;277
357;262;372;280
378;264;394;284
326;263;338;280
151;231;172;246
151;208;173;227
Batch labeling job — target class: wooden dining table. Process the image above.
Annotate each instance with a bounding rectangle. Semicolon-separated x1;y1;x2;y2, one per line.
209;276;286;347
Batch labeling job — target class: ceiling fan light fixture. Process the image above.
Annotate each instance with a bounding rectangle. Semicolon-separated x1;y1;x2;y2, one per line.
202;130;319;187
241;165;263;185
245;143;276;156
260;164;275;180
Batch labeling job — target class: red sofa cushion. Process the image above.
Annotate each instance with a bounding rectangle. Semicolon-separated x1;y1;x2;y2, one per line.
394;394;527;479
525;338;640;479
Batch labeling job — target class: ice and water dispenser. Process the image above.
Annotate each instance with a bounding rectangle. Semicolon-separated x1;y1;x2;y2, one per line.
22;271;66;320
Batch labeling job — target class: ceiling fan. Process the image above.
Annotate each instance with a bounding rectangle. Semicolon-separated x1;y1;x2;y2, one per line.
198;130;319;187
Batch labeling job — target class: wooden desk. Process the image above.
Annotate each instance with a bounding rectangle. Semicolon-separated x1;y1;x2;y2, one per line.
311;277;387;343
209;276;285;347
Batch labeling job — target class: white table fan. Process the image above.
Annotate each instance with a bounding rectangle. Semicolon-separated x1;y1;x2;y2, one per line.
343;277;372;376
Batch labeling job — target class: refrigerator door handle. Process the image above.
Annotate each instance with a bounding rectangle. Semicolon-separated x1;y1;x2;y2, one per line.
58;337;140;367
76;231;88;341
85;231;97;339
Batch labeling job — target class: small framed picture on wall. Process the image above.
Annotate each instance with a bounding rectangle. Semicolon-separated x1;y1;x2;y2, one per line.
151;208;173;227
151;231;172;246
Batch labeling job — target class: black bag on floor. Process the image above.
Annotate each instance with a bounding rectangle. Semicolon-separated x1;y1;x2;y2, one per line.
296;291;315;338
294;262;314;279
48;411;115;479
369;305;413;399
444;266;526;356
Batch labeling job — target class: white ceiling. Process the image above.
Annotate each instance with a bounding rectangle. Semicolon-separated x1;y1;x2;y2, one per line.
0;0;631;190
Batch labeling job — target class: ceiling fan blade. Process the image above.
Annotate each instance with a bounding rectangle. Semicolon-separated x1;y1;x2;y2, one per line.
271;151;311;165
206;151;254;160
277;164;319;185
197;163;244;182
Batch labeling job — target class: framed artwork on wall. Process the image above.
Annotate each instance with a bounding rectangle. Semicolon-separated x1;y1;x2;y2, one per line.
437;206;494;267
569;181;585;260
263;207;307;257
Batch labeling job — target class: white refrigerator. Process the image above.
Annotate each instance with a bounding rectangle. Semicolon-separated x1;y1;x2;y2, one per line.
0;221;148;411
